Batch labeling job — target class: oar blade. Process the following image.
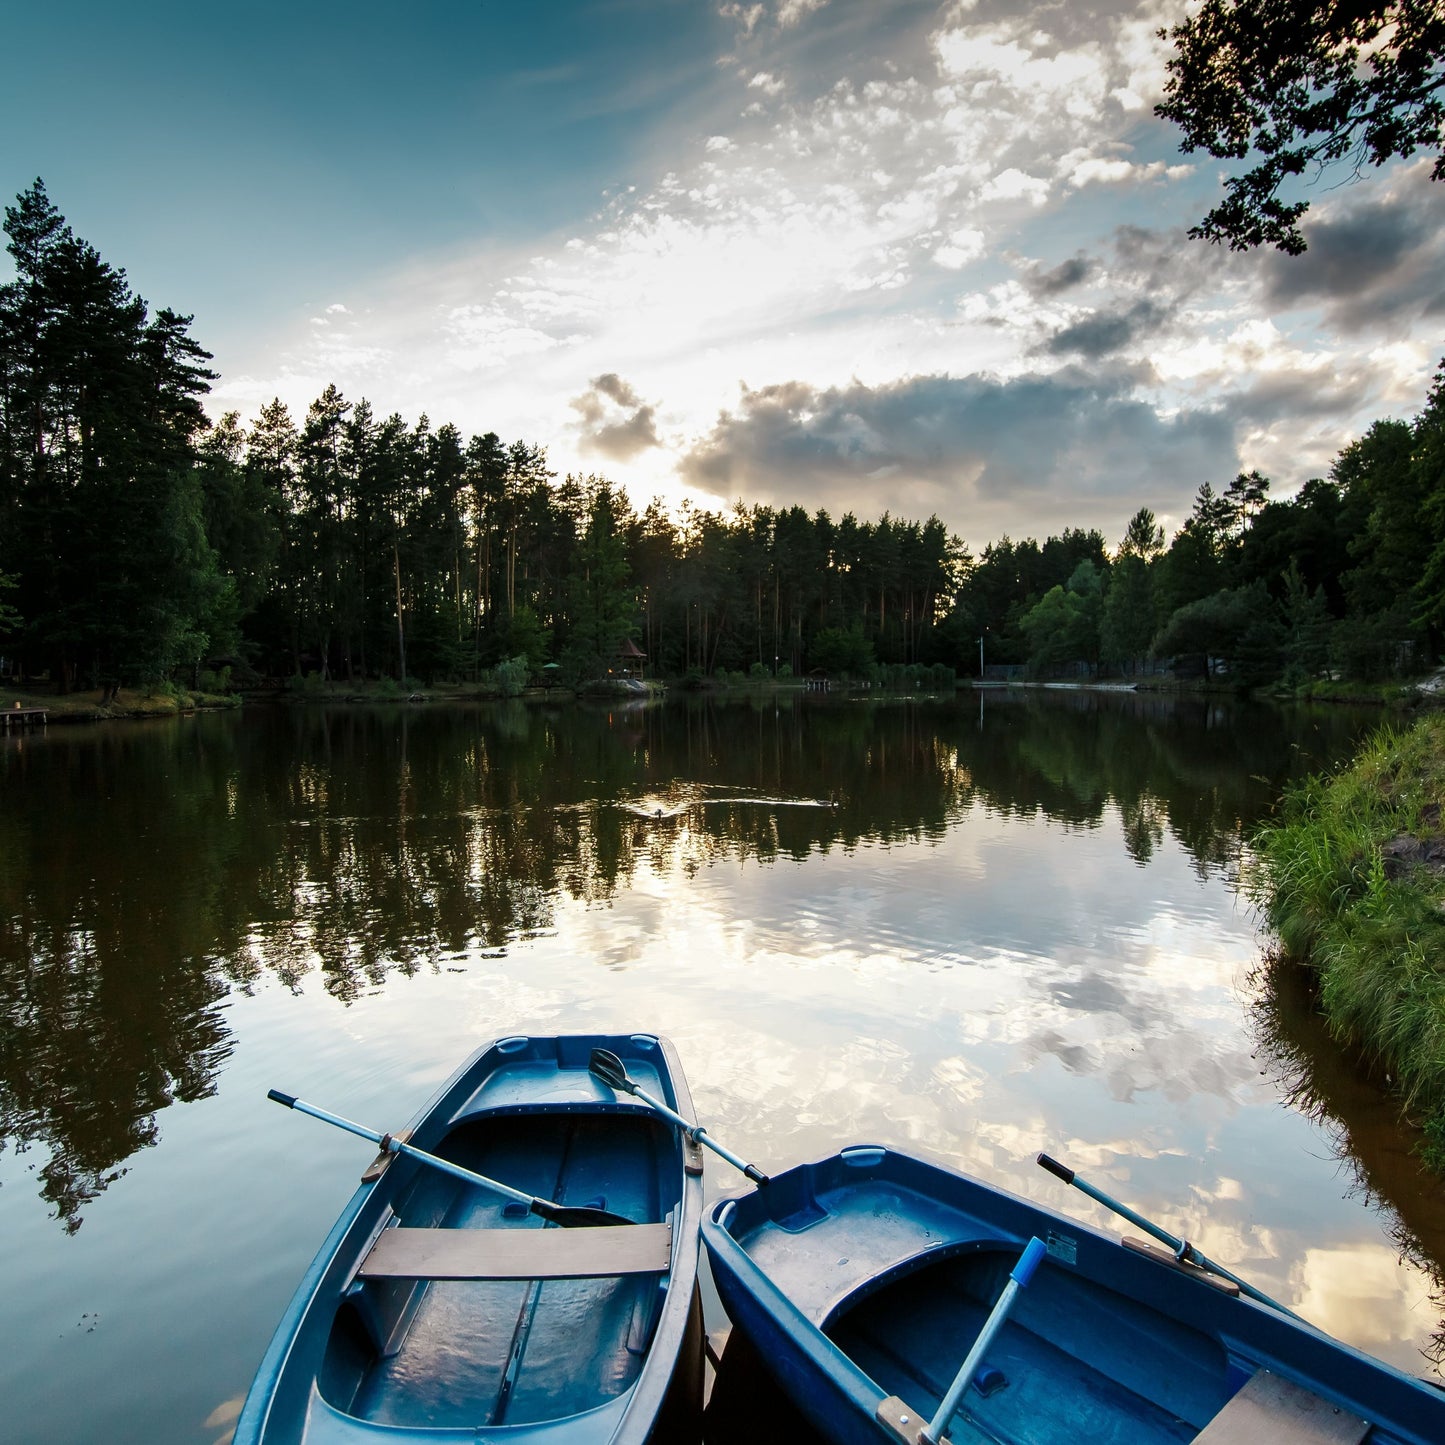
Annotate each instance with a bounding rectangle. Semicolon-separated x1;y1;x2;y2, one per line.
588;1048;635;1094
530;1199;636;1228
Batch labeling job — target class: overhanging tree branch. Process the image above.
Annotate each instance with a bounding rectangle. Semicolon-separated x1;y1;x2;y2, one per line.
1157;0;1445;252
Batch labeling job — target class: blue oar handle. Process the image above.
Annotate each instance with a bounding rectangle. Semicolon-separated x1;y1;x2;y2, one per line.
922;1237;1047;1443
1011;1235;1047;1287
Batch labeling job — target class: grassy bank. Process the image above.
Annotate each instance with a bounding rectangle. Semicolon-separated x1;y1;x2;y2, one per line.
0;685;240;719
1247;716;1445;1165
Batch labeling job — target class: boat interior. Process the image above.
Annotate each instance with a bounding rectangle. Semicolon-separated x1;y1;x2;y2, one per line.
717;1151;1390;1445
317;1111;679;1432
826;1245;1225;1444
724;1158;1365;1445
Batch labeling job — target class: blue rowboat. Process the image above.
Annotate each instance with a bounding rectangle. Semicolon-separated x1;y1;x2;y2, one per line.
703;1145;1445;1445
236;1034;704;1444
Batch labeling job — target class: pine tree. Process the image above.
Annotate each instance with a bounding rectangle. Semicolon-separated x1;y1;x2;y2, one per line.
0;181;220;689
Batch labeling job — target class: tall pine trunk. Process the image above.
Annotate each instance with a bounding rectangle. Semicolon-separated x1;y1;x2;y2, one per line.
394;541;407;682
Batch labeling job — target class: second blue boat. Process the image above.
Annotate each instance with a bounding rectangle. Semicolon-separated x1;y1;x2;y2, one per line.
703;1144;1445;1445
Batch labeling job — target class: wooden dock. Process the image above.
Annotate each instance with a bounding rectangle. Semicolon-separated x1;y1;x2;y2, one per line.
2;706;47;732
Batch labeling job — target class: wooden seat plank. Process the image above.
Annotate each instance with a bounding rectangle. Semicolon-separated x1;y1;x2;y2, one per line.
358;1221;672;1281
1194;1369;1370;1445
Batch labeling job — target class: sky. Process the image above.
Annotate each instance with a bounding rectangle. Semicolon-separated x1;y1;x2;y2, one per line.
3;0;1443;552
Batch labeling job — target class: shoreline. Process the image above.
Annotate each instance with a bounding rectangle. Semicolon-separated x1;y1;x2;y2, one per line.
5;669;1438;724
1246;715;1445;1170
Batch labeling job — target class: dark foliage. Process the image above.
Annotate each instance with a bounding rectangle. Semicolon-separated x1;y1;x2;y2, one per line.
1158;0;1445;252
5;183;1445;695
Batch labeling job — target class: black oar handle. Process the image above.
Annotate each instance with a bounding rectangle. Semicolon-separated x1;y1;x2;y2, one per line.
1036;1152;1074;1185
744;1164;770;1186
1034;1147;1300;1320
269;1089;298;1109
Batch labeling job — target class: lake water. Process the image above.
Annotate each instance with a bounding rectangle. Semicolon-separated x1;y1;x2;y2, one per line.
2;690;1441;1443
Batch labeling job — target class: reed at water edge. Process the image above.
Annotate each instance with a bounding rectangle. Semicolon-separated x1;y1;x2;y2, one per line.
1245;715;1445;1168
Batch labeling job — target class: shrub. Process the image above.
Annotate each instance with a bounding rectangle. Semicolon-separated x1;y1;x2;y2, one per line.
492;656;528;698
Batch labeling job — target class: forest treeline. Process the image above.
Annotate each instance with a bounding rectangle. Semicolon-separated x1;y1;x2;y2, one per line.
2;178;1443;694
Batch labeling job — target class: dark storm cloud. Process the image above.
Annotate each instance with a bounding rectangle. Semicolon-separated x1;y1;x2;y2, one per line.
1109;223;1228;297
1259;180;1445;332
1026;254;1096;297
678;370;1236;528
571;373;661;461
593;373;643;408
1046;300;1170;359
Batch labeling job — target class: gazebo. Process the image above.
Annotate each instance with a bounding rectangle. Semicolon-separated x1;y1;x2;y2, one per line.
614;637;647;679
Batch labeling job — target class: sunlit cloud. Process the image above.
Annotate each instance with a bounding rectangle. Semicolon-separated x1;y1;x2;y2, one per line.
213;0;1445;546
571;373;663;461
1293;1244;1429;1349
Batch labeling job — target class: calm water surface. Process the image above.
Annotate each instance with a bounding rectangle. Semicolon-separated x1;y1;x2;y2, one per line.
2;691;1441;1443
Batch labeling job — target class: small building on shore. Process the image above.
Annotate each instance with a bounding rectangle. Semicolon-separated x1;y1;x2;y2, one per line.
614;637;647;680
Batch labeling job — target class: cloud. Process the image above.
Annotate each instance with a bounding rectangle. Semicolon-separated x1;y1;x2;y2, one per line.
1105;222;1228;300
777;0;830;29
1025;254;1095;295
443;304;567;372
678;369;1236;537
1258;168;1445;334
1046;300;1170;358
217;1;1445;550
1067;157;1188;187
718;3;766;40
980;168;1050;206
933;226;985;269
571;373;662;460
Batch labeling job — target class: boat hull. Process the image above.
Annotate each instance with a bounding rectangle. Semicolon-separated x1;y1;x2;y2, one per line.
703;1145;1445;1445
237;1033;704;1444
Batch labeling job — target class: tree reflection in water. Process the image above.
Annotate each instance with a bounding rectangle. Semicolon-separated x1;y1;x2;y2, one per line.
0;692;1366;1230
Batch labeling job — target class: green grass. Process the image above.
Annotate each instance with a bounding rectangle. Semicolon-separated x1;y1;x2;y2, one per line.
1;685;240;718
1247;717;1445;1166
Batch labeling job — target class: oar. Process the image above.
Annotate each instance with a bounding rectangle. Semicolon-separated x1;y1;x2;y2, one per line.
1036;1152;1299;1319
587;1049;770;1185
921;1237;1046;1444
267;1089;635;1227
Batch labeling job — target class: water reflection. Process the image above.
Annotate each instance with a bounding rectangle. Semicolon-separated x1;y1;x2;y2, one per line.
1252;958;1445;1363
0;692;1364;1234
